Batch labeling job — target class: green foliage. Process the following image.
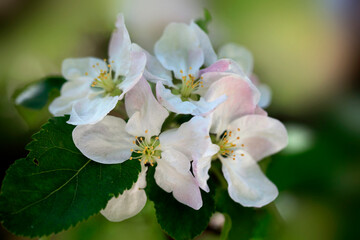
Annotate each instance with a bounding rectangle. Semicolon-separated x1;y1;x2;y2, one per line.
13;76;66;109
215;188;281;240
145;167;216;240
195;9;212;33
0;116;141;237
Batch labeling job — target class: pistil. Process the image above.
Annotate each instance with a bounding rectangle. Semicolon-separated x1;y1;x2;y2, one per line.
216;128;245;160
179;68;204;99
129;131;161;166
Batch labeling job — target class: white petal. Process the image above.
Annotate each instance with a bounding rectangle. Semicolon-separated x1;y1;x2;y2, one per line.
192;144;219;192
109;14;132;78
49;79;90;116
190;21;217;67
154;22;204;79
67;95;119;125
155;150;202;210
72;116;134;164
101;166;147;222
218;43;254;76
189;96;227;116
62;57;107;80
125;78;169;139
156;81;196;114
156;82;226;116
118;49;147;99
257;83;272;109
204;75;260;135
159;116;212;160
220;151;278;207
132;44;174;87
228;115;288;161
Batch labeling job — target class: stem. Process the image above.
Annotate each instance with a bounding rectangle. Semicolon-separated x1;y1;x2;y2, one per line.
210;163;227;189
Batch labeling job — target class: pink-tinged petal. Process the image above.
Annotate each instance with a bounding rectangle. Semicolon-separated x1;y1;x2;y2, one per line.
195;61;247;97
190;21;217;67
156;82;226;116
192;144;219;192
228;115;288;161
72;116;134;164
118;49;147;99
49;79;90;116
204;75;260;135
155;150;202;210
62;57;107;80
159;116;212;160
255;106;268;116
199;59;245;76
132;44;174;88
67;95;119;125
125;78;169;139
109;14;132;78
101;166;147;222
218;43;254;76
220;151;278;207
199;59;231;76
154;22;204;79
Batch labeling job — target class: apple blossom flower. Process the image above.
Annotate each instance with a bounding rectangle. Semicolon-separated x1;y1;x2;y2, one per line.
49;14;146;125
146;21;232;116
218;43;272;108
192;74;288;207
72;78;213;221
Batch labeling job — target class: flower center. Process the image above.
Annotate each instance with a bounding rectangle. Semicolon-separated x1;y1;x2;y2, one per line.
179;67;204;99
129;131;161;166
85;59;122;96
216;128;245;160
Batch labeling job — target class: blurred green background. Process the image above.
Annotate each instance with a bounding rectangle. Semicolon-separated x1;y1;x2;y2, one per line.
0;0;359;239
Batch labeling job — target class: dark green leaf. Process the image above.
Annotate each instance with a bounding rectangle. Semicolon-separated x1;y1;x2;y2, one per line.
195;9;212;33
145;166;215;240
215;188;281;240
0;116;141;237
13;76;66;109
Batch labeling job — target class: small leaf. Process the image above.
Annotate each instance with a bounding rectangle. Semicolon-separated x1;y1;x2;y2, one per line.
0;116;141;237
195;9;212;33
145;167;215;240
13;76;66;109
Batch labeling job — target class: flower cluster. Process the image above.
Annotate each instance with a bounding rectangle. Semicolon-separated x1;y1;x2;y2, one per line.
50;14;288;222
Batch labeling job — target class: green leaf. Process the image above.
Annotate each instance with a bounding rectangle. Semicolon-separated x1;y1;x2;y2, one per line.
145;166;215;240
13;76;66;109
195;9;212;33
0;116;141;237
215;188;281;240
